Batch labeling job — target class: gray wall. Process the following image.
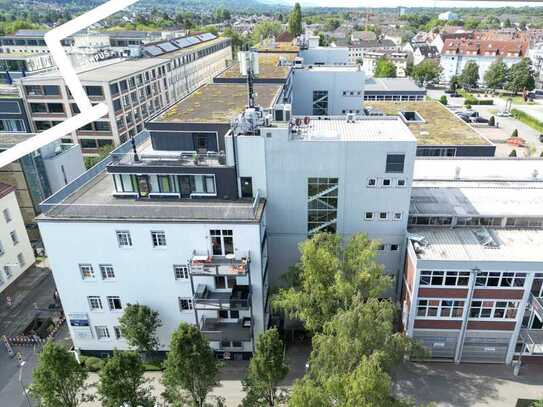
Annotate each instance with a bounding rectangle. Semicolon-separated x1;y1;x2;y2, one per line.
147;122;230;152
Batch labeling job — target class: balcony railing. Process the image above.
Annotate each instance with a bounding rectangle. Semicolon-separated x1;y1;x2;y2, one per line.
193;284;251;309
199;315;252;342
108;151;228;168
190;251;250;276
529;293;543;320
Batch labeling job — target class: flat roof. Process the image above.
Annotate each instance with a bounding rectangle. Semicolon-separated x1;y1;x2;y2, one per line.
366;101;491;146
296;116;415;142
39;171;265;223
0;133;35;150
364;77;426;93
216;53;294;80
409;227;543;263
154;83;282;124
254;41;300;53
414;159;543;182
410;181;543;217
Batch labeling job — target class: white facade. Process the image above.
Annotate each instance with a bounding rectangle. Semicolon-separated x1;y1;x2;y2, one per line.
290;66;366;116
439;11;459;21
440;54;522;83
0;185;35;293
362;51;409;78
299;47;350;66
38;219;267;354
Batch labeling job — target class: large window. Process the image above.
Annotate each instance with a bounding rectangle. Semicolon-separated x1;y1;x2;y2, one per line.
312;90;328;116
416;299;465;319
475;271;526;288
385;154;405;173
308;178;338;235
210;229;233;256
0;119;25;132
469;300;519;319
420;270;470;287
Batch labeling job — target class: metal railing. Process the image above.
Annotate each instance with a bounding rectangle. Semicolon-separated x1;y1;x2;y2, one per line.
190;251;250;275
108;150;228;168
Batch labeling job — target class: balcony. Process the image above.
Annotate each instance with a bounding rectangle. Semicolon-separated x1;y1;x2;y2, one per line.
529;293;543;320
109;150;228;169
190;251;250;276
200;315;252;342
194;284;251;310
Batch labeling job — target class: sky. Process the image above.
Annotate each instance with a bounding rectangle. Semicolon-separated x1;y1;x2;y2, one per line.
286;0;543;7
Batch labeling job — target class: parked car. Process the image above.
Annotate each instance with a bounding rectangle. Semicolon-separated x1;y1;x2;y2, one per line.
473;117;489;124
457;114;471;123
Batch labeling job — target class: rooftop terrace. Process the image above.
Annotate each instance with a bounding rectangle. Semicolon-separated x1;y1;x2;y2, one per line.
216;53;295;81
409;228;543;263
366;101;491;146
154;83;282;124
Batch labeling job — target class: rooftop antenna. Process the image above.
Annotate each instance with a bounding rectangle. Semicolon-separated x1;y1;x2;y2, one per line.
239;46;259;108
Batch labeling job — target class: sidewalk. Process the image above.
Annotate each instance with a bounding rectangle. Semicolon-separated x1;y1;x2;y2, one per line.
0;261;58;337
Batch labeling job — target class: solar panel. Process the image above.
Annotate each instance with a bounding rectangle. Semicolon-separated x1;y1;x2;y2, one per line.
143;45;164;56
157;42;178;52
186;36;200;45
174;38;192;49
197;33;216;42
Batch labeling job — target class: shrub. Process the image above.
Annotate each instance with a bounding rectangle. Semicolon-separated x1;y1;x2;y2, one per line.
439;95;448;105
465;103;472;110
512;129;519;138
509;149;517;157
84;356;105;372
488;116;495;126
511;109;543;133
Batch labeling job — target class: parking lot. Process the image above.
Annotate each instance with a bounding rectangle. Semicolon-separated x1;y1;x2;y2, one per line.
427;89;543;158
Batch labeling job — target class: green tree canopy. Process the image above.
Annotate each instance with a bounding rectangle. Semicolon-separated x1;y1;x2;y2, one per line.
118;303;162;356
163;323;220;407
98;351;154;407
374;57;397;78
252;21;282;43
411;59;441;85
484;61;508;91
460;61;480;89
273;233;391;333
242;328;289;406
288;3;303;37
506;58;536;94
30;341;90;407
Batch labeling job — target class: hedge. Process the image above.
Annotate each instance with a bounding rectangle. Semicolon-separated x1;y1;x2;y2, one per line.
464;97;494;106
511;109;543;133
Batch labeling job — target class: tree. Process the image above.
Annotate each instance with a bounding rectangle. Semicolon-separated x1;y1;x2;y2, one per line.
411;60;441;85
288;3;303;37
506;58;536;95
31;341;90;407
83;143;114;169
252;21;282;43
98;351;154;407
512;129;519;138
460;61;480;89
223;28;247;53
273;233;391;333
449;75;460;92
503;18;512;28
118;303;162;357
163;323;219;407
510;149;517;157
242;328;288;407
484;61;508;91
439;95;448;106
374;57;397;78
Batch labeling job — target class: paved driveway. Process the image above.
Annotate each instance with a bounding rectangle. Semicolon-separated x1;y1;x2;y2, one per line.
393;362;543;407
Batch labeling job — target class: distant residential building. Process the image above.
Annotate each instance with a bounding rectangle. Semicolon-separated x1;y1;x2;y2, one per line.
0;52;56;84
529;43;543;88
349;39;398;64
438;11;460;22
361;49;409;77
0;182;35;293
20;34;232;154
413;45;440;66
440;38;529;83
351;31;377;43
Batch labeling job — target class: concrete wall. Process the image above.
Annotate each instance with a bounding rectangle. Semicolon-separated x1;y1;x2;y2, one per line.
42;144;86;194
299;47;350;65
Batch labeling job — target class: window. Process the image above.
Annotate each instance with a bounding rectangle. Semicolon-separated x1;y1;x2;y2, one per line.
376;244;385;251
157;175;173;193
397;179;406;187
95;326;110;340
379;212;388;220
469;300;519;319
215;276;236;289
420;270;470;287
382;179;391;187
17;253;24;268
100;265;115;280
219;310;239;319
393;212;402;221
3;208;11;222
210;229;233;256
107;296;122;311
4;265;12;279
312;90;329;115
79;264;95;280
386;154;405;173
476;271;526;288
116;231;132;247
174;265;189;280
417;299;465;319
391;244;399;251
365;212;374;220
10;230;18;245
114;326;123;340
151;231;166;248
240;177;253;198
178;298;193;311
308;178;338;235
88;296;103;311
367;178;376;187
